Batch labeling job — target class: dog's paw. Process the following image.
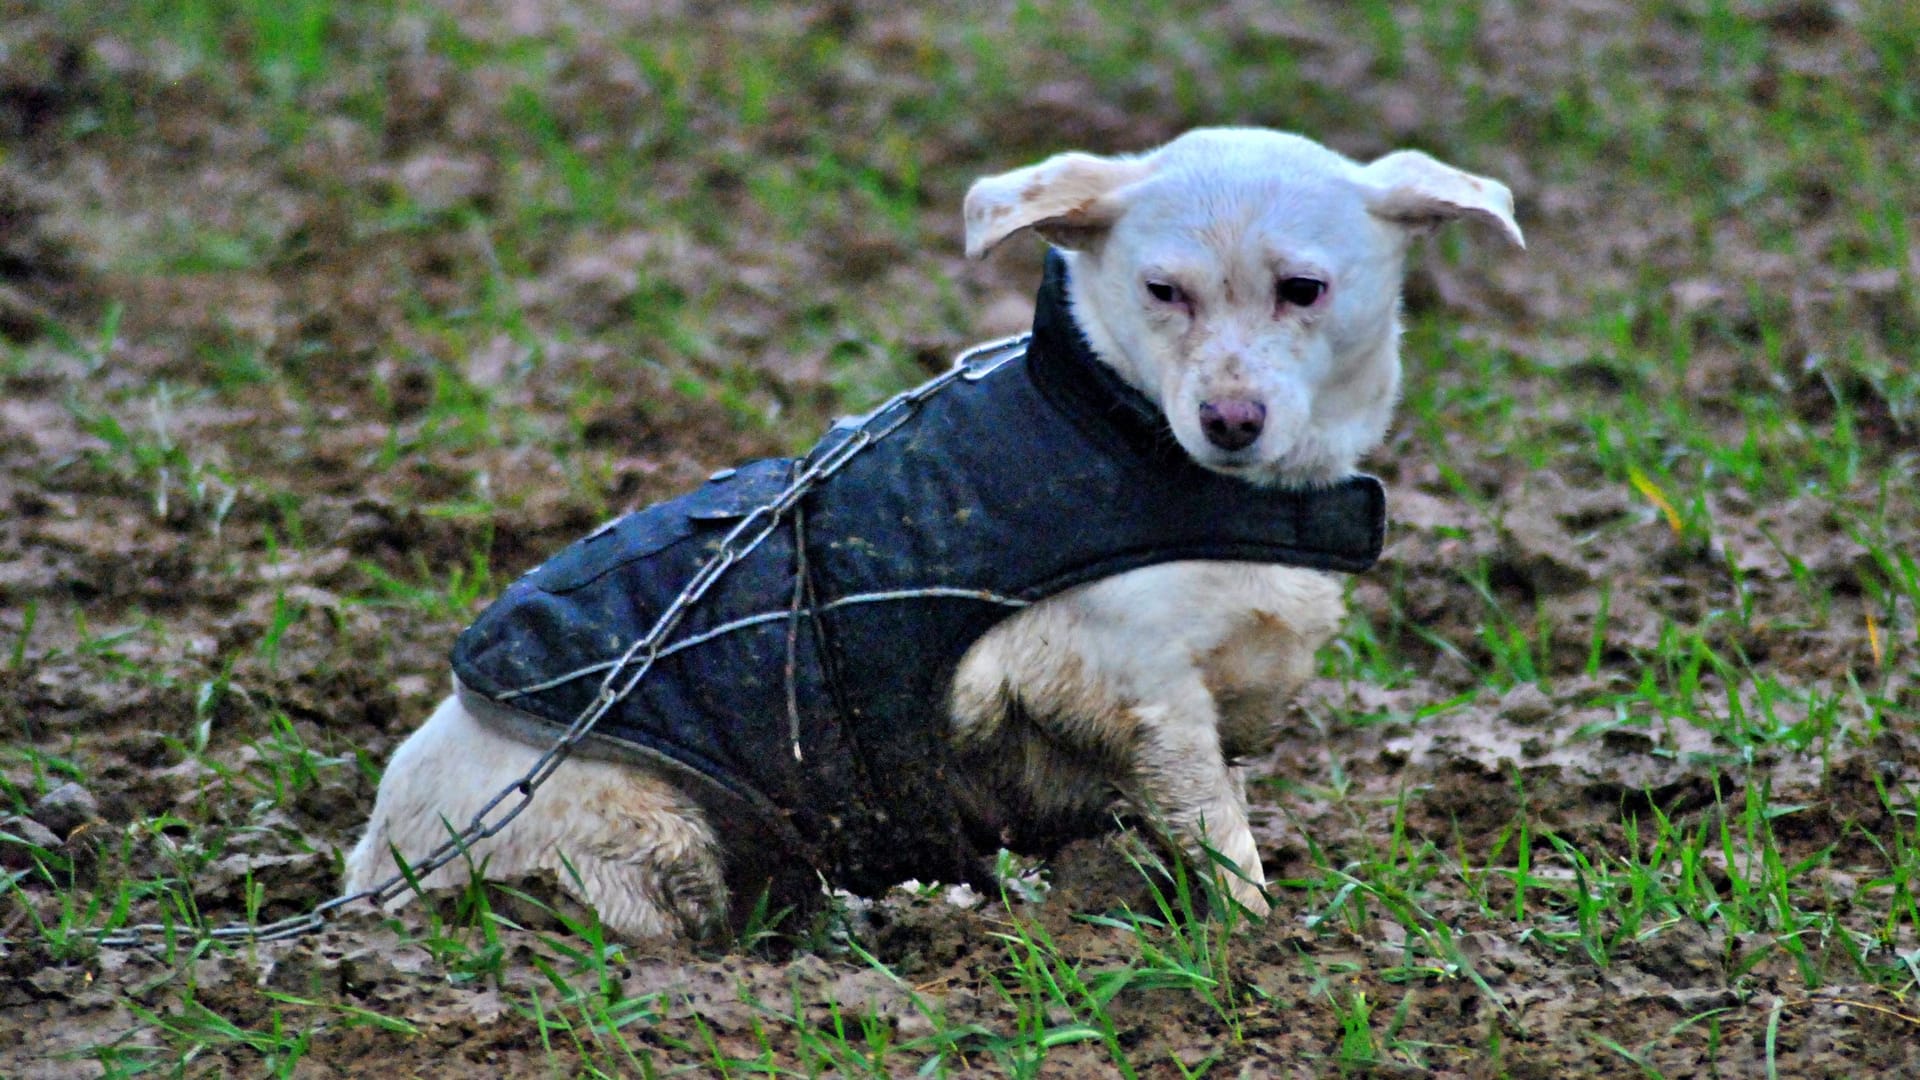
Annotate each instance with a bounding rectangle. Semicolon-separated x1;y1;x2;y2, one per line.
1227;879;1271;922
657;851;730;942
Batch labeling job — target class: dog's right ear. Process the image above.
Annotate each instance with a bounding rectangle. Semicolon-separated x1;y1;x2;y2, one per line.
963;151;1153;259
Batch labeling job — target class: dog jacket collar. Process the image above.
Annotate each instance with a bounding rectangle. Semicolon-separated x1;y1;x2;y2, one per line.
449;251;1386;897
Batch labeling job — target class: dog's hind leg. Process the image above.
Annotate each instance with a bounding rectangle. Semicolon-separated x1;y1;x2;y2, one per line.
343;694;728;940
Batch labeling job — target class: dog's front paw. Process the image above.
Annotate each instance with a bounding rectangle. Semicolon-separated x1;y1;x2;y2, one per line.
1209;827;1272;921
1225;875;1271;921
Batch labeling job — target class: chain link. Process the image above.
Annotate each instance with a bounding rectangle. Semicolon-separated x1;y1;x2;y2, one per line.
93;334;1029;950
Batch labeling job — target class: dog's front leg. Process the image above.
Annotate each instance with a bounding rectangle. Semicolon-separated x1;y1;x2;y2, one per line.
1123;693;1270;918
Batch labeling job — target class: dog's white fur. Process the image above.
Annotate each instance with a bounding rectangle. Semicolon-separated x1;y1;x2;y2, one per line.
345;128;1521;936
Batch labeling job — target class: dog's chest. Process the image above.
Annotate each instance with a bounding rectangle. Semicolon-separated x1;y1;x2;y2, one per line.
1198;603;1329;760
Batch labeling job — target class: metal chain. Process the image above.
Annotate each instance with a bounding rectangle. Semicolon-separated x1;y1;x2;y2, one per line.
93;334;1029;949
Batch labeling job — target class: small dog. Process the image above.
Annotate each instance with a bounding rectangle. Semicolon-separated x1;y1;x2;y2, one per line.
344;128;1522;939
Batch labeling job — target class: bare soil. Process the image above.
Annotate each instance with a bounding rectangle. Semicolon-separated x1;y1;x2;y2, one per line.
3;1;1917;1076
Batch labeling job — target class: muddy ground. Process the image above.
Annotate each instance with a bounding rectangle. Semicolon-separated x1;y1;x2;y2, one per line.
3;0;1919;1076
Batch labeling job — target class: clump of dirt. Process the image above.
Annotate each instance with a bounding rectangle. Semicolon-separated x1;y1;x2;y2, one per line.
0;165;88;340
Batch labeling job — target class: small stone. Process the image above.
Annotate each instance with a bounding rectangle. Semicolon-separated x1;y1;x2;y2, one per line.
1500;682;1554;725
0;815;60;868
31;781;101;839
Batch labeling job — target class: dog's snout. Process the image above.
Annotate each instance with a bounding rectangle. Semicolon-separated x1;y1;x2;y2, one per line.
1198;400;1266;451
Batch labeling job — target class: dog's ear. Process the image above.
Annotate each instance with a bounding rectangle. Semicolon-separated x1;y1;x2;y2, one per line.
1360;150;1525;249
963;151;1153;259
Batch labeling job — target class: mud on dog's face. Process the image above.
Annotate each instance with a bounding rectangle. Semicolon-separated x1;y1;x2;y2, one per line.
965;128;1524;482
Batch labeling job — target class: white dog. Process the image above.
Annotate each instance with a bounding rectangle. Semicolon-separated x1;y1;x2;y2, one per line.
344;128;1522;939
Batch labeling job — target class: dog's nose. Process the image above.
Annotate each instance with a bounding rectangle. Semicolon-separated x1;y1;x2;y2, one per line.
1198;399;1266;451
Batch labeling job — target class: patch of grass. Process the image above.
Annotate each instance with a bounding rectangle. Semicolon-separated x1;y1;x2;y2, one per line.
352;537;494;622
9;0;1920;1074
66;383;240;532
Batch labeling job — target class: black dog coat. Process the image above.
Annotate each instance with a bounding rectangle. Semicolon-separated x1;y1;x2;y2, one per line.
451;252;1386;898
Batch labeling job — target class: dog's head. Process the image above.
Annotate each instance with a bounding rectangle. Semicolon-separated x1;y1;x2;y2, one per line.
965;128;1523;484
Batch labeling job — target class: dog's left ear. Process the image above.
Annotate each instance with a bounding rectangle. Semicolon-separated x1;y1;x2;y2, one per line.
1360;150;1525;249
963;151;1154;259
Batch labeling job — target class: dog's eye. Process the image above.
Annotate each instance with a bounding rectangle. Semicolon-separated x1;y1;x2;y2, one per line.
1145;280;1186;306
1277;277;1326;308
